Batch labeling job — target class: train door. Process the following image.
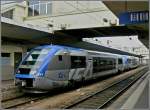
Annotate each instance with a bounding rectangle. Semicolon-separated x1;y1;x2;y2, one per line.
118;58;123;72
63;52;70;81
14;52;22;72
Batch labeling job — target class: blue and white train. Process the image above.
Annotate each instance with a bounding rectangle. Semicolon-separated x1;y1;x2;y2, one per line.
15;45;139;93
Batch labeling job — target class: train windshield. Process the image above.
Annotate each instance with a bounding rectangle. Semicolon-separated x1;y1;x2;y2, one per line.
17;48;51;74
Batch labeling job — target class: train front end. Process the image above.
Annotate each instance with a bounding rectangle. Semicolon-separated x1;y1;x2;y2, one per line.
15;46;59;93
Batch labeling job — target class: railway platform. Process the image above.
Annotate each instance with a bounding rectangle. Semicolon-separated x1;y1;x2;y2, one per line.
121;71;149;109
2;79;15;91
1;79;24;102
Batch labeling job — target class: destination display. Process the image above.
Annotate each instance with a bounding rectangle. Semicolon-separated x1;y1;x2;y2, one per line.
119;11;149;24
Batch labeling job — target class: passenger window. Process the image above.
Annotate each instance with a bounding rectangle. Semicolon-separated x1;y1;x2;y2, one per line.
93;57;116;73
58;55;62;61
118;58;122;64
71;56;86;68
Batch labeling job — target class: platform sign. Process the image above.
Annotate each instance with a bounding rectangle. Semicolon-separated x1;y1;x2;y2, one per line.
119;11;149;24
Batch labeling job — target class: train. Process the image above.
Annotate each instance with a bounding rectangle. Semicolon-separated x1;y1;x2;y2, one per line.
15;45;140;93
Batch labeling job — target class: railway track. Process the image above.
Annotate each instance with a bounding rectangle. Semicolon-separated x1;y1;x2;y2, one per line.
64;67;148;109
2;87;25;102
2;87;69;109
1;94;48;109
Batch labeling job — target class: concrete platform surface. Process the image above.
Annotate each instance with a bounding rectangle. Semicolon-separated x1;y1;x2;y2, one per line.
121;71;149;109
1;79;15;91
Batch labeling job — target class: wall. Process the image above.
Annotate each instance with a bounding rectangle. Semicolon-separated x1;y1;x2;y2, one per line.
52;10;118;30
13;5;25;23
24;1;118;32
1;44;26;80
52;1;109;15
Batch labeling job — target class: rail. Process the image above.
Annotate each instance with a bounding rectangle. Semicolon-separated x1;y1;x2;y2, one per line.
64;67;148;109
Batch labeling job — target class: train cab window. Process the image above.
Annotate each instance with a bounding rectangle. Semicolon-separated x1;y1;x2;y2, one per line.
58;55;62;61
31;54;39;59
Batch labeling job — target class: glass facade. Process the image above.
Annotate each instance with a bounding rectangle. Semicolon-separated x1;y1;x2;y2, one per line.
28;1;52;16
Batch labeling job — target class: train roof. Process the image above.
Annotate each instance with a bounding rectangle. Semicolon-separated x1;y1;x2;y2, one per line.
34;45;84;51
86;50;118;57
34;45;119;56
31;45;139;58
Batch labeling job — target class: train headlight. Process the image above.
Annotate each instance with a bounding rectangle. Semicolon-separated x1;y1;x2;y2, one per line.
22;81;26;86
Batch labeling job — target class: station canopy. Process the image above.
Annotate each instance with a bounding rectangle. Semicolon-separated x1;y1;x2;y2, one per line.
2;19;142;57
1;17;51;40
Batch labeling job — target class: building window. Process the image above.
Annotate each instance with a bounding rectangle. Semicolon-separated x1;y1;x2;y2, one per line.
1;53;11;65
1;53;10;57
40;3;46;15
34;4;40;16
2;9;13;19
47;2;52;14
28;1;52;16
28;5;34;16
28;1;39;5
